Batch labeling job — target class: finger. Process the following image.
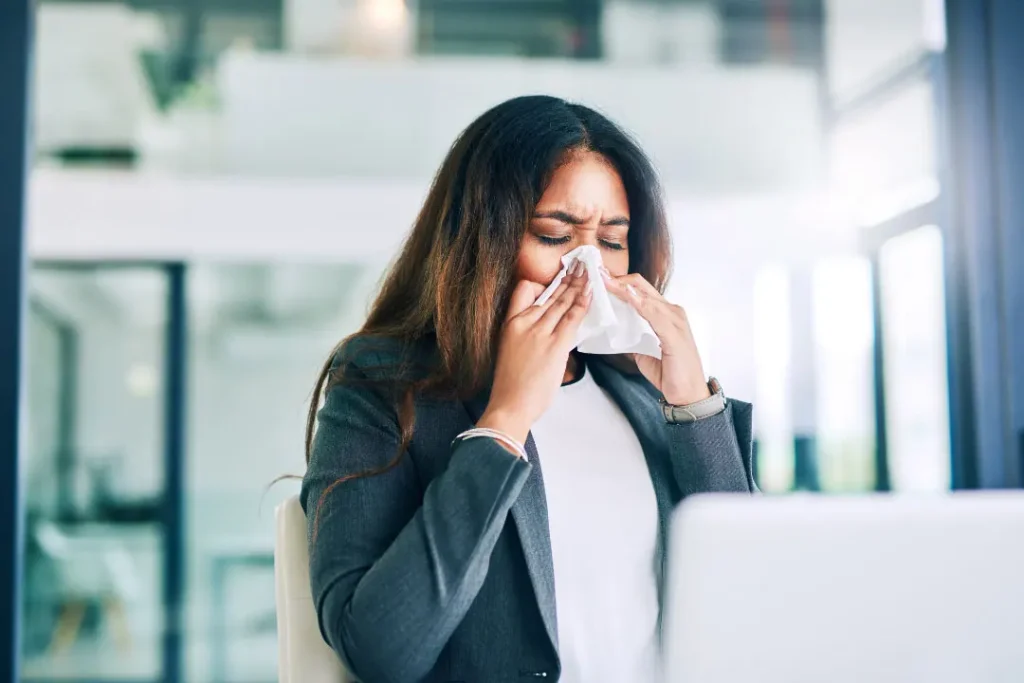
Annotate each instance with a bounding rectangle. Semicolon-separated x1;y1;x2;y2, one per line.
515;259;580;322
506;280;547;320
621;272;665;297
535;258;584;309
538;266;588;331
537;271;584;330
604;275;651;316
603;275;637;303
605;272;664;303
536;281;570;311
553;286;593;343
606;272;672;313
605;273;685;340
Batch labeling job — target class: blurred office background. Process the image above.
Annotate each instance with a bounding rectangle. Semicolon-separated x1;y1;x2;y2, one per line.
10;0;1022;681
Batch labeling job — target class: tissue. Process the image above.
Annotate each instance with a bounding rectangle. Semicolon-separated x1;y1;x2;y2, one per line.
534;245;662;359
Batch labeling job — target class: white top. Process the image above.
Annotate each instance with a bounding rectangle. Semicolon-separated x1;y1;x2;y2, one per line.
530;364;661;683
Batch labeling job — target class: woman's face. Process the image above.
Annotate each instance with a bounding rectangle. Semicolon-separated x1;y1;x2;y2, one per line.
517;151;631;286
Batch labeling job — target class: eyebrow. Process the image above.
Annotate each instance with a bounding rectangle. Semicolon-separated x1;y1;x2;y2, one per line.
533;210;630;227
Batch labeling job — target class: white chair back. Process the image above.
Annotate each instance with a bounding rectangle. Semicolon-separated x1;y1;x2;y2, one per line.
274;496;351;683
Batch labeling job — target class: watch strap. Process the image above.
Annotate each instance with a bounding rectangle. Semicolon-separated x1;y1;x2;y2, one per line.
661;377;727;423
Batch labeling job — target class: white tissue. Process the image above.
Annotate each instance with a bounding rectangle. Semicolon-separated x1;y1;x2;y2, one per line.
534;245;662;359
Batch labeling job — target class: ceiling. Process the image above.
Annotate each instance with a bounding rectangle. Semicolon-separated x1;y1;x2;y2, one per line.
36;0;825;119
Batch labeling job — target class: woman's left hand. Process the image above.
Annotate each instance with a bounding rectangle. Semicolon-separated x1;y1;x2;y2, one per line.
603;273;711;406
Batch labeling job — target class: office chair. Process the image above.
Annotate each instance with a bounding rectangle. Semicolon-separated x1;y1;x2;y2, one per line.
34;521;138;655
274;496;351;683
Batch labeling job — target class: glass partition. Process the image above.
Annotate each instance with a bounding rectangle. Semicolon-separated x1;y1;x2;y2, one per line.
23;266;169;682
184;261;382;682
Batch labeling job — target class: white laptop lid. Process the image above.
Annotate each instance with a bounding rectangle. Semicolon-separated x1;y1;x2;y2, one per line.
664;493;1024;683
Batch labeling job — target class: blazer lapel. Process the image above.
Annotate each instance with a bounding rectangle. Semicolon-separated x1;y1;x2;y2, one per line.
463;394;559;653
511;434;559;651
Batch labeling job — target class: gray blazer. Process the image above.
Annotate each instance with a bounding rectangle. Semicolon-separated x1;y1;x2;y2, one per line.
302;342;756;683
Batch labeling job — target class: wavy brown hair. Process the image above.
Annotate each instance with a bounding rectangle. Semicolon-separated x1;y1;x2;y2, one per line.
304;95;672;486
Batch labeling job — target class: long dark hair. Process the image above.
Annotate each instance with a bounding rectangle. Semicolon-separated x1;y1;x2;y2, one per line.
305;95;671;481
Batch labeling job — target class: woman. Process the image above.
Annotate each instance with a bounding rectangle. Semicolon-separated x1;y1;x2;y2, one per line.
302;95;756;683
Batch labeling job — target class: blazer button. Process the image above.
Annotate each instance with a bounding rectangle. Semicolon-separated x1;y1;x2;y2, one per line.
518;672;549;678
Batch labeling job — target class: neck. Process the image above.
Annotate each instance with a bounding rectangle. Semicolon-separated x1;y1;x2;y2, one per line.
562;353;582;385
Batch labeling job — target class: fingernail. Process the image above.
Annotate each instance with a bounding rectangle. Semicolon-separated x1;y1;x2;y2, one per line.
573;260;585;277
599;267;611;281
584;281;593;296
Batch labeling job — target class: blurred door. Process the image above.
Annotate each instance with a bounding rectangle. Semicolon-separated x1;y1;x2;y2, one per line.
25;302;67;518
22;265;169;683
874;224;952;491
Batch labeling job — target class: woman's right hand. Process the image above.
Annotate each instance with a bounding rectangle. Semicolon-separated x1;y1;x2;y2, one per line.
477;261;591;445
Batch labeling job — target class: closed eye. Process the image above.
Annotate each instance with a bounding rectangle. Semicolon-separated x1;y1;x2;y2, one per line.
536;235;626;250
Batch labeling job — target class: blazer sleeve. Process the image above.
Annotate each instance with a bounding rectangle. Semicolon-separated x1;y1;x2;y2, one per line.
665;399;759;496
301;361;531;683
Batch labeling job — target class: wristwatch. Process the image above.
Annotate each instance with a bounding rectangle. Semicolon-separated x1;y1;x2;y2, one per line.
660;377;727;423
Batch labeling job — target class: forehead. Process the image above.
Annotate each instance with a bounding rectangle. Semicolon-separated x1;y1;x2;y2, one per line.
538;153;629;214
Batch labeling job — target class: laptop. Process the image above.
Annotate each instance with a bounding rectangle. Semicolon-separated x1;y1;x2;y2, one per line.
663;493;1024;683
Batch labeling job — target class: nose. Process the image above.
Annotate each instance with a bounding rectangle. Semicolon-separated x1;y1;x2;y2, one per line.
572;225;600;249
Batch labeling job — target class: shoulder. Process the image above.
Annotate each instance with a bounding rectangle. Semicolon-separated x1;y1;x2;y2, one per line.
330;335;437;383
316;336;429;427
312;337;427;455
